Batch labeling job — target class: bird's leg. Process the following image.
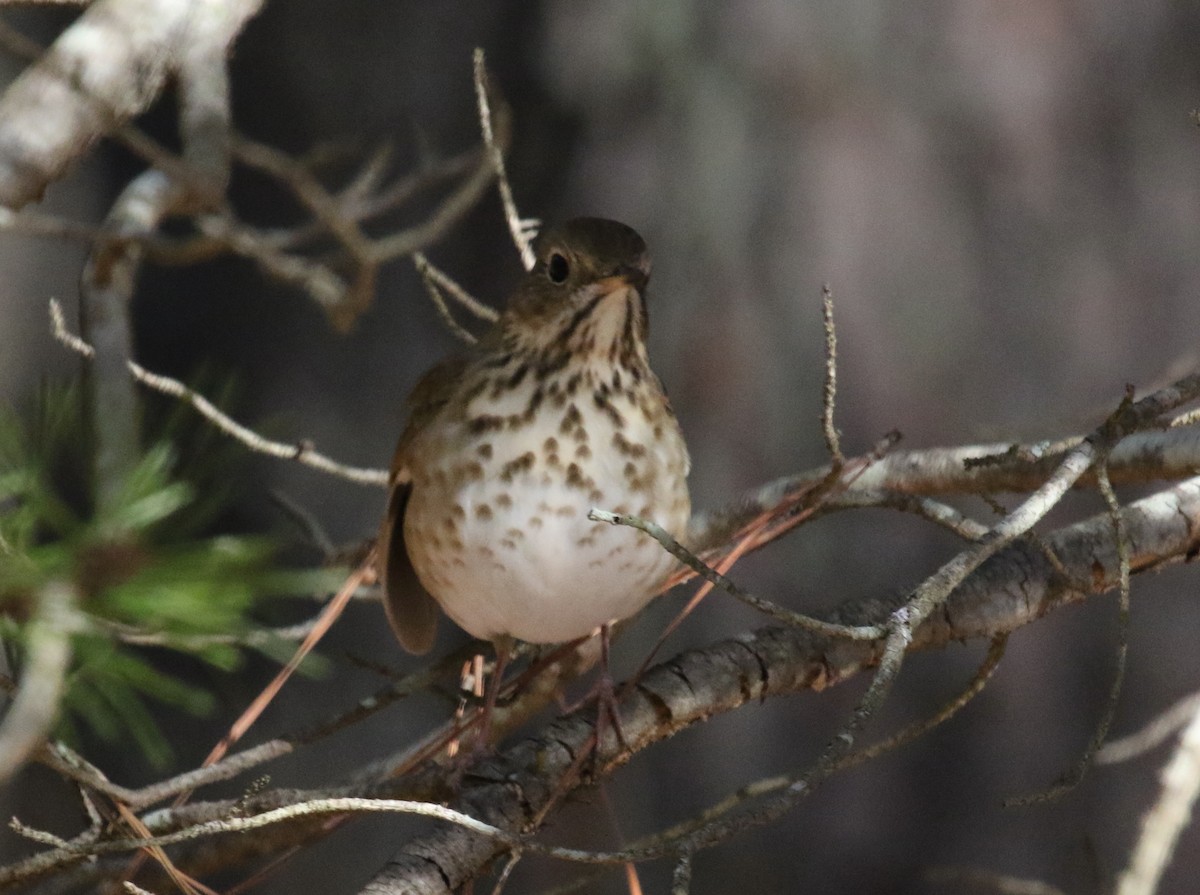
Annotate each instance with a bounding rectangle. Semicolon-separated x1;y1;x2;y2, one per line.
591;623;629;763
445;637;513;789
474;635;513;753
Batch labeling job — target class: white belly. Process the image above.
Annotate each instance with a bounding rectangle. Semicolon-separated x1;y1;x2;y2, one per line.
403;376;690;644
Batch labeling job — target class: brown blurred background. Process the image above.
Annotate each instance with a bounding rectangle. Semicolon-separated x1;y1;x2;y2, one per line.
3;2;1200;893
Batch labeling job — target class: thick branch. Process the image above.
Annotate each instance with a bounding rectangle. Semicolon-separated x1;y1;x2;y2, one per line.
11;476;1200;893
0;0;264;209
689;427;1200;554
357;476;1200;892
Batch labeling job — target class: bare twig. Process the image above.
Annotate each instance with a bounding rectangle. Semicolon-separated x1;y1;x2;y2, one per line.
81;168;188;515
473;47;537;268
412;253;484;345
0;581;77;783
1099;692;1200;765
650;374;1200;866
50;299;389;487
365;100;506;264
1006;460;1132;806
820;284;843;465
589;508;884;641
193;559;375;776
1115;697;1200;895
670;850;694;895
632;635;1007;854
688;425;1200;553
0;0;264;209
268;490;337;558
824;489;988;541
12;474;1200;891
926;866;1068;895
413;250;499;323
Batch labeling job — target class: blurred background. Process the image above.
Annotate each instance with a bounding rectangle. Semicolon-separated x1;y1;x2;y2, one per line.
3;1;1200;892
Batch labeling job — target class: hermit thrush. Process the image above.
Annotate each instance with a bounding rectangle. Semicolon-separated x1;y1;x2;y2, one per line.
378;218;690;676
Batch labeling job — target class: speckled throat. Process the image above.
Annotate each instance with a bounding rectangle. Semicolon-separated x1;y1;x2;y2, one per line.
396;273;691;646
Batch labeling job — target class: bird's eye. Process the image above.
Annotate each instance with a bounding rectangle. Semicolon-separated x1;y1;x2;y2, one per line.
546;252;570;284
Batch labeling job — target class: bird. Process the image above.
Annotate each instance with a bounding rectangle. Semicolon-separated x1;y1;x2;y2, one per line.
378;217;691;742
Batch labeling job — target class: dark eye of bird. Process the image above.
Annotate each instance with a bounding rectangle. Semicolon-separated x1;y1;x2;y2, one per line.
547;252;570;284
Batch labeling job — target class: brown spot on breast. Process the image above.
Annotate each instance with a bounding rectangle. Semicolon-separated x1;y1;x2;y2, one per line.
544;436;559;453
612;432;647;458
505;527;524;541
457;461;485;484
593;391;625;428
506;363;529;389
575;443;592;460
461;377;490;403
526;387;545;415
496;493;513;509
528;515;544;530
559;403;582;435
500;537;518;550
567;464;598;493
468;415;505;434
477;443;493;460
499;452;536;482
475;504;493;521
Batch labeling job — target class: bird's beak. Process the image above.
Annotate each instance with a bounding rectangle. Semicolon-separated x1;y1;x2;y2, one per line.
598;261;650;295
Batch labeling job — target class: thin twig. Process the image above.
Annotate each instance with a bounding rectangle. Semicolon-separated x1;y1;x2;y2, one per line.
925;866;1068;895
656;375;1200;862
473;47;537;269
820;284;843;465
1005;460;1132;805
411;253;483;345
1115;696;1200;895
1099;692;1200;765
1168;406;1200;428
589;509;884;641
268;490;337;558
412;250;499;323
49;299;389;487
633;635;1007;854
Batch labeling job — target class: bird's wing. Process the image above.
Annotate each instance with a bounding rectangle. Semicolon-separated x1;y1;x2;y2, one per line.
378;478;439;654
377;352;474;654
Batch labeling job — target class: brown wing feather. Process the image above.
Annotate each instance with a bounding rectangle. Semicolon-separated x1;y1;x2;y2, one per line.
377;351;475;654
378;480;438;654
